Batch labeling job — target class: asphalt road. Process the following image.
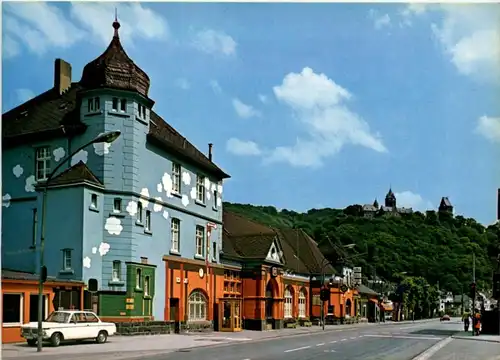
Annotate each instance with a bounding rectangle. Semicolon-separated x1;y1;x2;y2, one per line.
429;337;500;360
151;319;466;360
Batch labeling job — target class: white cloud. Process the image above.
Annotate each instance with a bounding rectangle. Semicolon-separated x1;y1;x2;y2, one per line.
140;188;150;207
402;4;500;81
210;80;222;94
226;138;262;156
83;256;91;268
475;116;500;142
126;200;138;216
70;2;169;46
400;3;428;27
369;9;391;29
176;78;190;90
258;94;268;104
15;88;35;103
264;67;386;168
25;175;36;192
70;149;88;166
394;191;433;211
2;194;12;208
232;98;261;119
3;2;168;59
93;132;112;156
3;3;86;56
98;242;110;256
191;29;237;56
105;217;122;235
12;165;24;178
182;172;191;186
53;147;66;162
153;197;163;212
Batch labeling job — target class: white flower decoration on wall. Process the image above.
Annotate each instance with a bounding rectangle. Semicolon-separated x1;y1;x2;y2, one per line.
157;183;163;193
2;194;12;208
181;194;189;207
217;198;222;208
83;256;91;268
211;183;217;193
25;175;36;192
162;173;173;198
182;172;191;186
126;201;138;216
204;177;210;189
217;184;223;194
98;242;111;256
93;132;112;156
153;197;163;212
105;217;123;235
70;149;88;166
162;210;169;220
140;188;150;207
53;147;66;162
190;187;197;200
207;191;212;201
13;164;24;178
91;247;97;254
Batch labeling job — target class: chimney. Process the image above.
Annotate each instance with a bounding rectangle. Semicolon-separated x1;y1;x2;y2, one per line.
54;59;72;95
208;143;213;161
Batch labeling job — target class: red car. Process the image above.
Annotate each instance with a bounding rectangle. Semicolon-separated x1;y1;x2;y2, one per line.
440;314;451;321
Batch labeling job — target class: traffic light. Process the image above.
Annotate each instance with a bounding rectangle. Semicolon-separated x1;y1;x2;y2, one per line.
320;287;330;302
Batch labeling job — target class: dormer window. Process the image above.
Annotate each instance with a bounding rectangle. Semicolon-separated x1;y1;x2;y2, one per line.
120;99;127;112
87;97;100;113
112;98;118;110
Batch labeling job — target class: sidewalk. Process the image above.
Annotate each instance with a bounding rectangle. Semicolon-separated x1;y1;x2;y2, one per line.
1;318;439;360
452;332;500;343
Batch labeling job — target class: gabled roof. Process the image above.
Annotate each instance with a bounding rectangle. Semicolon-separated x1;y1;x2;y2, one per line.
222;210;334;275
46;161;103;187
440;197;452;207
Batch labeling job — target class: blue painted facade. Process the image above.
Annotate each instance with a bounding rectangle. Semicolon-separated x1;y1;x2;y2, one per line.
2;29;227;321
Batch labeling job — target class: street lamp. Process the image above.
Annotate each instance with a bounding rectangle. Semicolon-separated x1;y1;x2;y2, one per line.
36;130;121;352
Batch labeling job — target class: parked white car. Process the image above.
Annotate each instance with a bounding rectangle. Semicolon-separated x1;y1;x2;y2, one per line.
20;310;117;347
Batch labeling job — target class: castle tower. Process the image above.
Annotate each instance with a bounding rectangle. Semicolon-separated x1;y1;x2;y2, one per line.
385;188;396;208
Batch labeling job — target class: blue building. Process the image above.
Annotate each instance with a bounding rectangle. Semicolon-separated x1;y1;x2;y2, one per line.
2;18;229;321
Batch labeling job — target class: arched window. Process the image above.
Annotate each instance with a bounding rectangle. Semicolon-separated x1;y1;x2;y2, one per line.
188;290;207;321
284;287;293;318
298;289;307;318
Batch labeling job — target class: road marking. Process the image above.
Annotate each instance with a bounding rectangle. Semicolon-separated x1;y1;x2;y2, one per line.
341;338;347;341
411;337;454;360
364;334;442;341
284;346;311;353
316;343;325;346
330;340;337;344
324;350;336;353
350;337;357;339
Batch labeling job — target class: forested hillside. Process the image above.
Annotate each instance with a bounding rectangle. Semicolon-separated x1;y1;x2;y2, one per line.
224;202;500;294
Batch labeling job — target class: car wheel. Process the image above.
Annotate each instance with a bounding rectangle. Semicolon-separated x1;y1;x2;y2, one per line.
27;339;37;346
96;330;108;344
50;332;62;347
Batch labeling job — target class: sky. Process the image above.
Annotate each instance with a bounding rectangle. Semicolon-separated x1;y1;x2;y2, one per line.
2;2;500;225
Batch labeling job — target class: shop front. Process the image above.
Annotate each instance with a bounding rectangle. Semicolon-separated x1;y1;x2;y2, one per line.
2;269;84;343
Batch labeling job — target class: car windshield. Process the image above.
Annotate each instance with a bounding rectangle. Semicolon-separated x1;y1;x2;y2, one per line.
45;312;70;323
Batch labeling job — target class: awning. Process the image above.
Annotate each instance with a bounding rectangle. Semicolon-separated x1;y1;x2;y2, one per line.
380;303;393;312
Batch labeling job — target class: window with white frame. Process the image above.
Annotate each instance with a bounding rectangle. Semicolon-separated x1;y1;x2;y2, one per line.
113;198;122;213
298;289;307;318
145;210;151;231
188;290;207;321
35;147;51;181
284;287;293;318
195;226;204;257
87;97;100;112
137;202;143;223
2;293;23;325
136;268;142;289
112;260;121;281
172;163;181;193
90;194;98;209
138;104;146;119
196;175;205;203
63;249;72;270
144;276;150;296
171;218;180;252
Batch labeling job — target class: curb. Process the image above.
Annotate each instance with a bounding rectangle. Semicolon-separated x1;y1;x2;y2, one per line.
451;335;500;343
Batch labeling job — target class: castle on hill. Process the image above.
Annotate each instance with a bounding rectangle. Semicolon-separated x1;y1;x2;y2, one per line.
361;188;453;218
